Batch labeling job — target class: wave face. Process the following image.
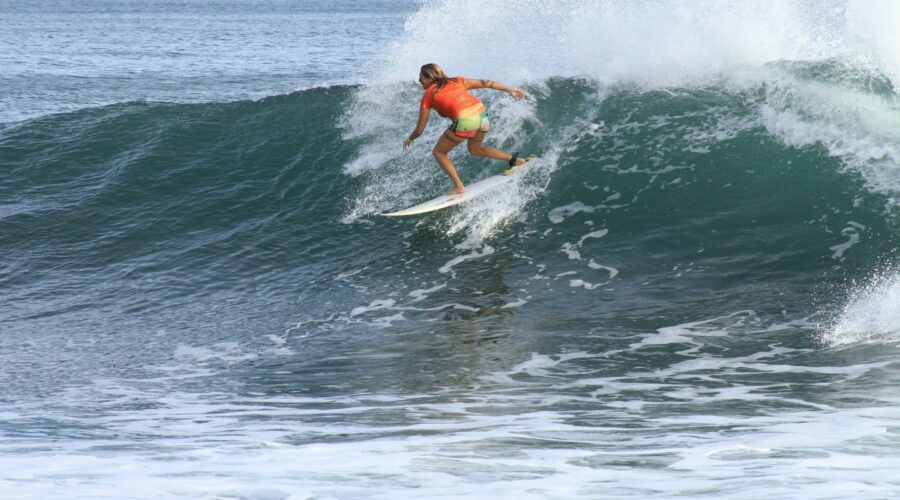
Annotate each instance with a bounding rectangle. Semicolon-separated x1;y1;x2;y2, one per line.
3;1;900;498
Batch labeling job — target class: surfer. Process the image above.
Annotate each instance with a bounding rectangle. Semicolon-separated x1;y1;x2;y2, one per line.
403;63;529;195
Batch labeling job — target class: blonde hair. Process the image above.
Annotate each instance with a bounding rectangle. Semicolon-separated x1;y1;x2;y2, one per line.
420;63;449;89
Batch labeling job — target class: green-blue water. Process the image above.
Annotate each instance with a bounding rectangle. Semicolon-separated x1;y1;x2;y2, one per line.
3;1;900;498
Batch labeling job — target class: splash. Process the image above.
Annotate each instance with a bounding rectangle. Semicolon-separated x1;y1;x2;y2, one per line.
382;0;861;88
847;0;900;88
825;271;900;346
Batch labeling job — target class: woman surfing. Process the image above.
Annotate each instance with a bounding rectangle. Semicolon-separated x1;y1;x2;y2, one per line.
403;63;530;195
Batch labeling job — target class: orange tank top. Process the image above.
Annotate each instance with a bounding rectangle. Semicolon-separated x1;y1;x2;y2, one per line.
420;77;485;119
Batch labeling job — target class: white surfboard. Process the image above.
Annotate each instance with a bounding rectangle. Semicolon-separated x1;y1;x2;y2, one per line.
381;160;535;217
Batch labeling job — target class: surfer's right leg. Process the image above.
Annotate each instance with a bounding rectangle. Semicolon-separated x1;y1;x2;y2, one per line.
433;130;466;195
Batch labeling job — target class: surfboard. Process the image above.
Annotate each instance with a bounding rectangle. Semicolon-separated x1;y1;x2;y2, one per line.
381;160;536;217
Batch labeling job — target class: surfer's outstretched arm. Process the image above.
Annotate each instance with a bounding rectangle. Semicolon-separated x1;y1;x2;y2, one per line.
464;78;526;100
403;107;430;152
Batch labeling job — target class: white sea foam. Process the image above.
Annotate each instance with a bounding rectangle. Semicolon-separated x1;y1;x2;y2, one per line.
408;283;447;302
439;243;495;275
829;221;865;260
569;279;603;290
549;201;595;224
350;298;397;317
559;229;609;262
4;311;900;499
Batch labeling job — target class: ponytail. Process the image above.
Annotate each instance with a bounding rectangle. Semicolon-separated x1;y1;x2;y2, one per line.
420;63;449;89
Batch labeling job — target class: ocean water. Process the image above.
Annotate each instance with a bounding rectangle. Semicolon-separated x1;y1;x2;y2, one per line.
3;0;900;498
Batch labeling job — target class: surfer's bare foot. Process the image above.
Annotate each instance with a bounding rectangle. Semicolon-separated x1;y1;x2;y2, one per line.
447;186;465;196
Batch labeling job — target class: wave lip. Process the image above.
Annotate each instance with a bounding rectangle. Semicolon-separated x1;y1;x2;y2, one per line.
383;0;892;89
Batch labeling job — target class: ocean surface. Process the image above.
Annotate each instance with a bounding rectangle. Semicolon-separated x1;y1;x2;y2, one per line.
3;0;900;498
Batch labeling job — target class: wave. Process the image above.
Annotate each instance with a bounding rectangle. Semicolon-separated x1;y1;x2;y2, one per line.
0;87;364;321
2;68;899;340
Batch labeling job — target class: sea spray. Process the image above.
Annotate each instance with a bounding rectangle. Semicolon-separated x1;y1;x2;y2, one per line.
825;271;900;346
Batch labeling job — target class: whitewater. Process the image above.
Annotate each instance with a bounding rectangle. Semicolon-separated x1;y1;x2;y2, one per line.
2;0;900;498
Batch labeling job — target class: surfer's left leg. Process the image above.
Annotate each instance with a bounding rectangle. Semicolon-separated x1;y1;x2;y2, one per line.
467;129;528;168
433;130;466;195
